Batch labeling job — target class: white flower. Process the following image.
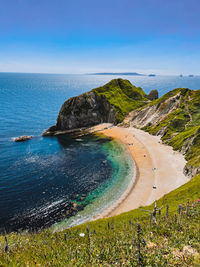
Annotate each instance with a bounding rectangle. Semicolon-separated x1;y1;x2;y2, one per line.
80;233;85;237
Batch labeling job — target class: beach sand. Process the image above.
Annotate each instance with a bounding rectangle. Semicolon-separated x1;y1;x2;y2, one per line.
90;123;189;217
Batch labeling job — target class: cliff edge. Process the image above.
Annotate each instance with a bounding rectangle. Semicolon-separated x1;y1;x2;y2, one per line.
124;87;200;177
43;79;152;135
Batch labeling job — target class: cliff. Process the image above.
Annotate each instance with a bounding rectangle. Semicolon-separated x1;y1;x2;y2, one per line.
56;91;116;130
124;87;200;177
43;79;149;135
43;78;199;178
3;81;200;266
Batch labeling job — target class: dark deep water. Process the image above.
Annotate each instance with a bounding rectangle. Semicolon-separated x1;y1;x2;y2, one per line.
1;133;115;232
1;72;200;232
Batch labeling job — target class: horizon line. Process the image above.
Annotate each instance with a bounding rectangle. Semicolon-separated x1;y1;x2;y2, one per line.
0;71;198;76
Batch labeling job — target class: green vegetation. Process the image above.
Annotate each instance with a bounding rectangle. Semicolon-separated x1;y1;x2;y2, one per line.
0;82;200;266
188;90;200;127
93;79;148;121
148;87;189;106
1;175;200;266
142;87;200;173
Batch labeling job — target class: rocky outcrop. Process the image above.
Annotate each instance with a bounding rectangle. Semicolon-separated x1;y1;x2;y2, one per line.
43;126;92;137
146;90;158;100
56;91;117;130
43;91;117;135
124;87;200;178
13;136;32;142
126;93;181;129
181;127;200;177
43;79;149;135
184;164;200;178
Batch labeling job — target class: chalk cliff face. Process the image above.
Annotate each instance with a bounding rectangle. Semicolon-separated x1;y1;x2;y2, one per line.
124;87;200;178
125;92;181;129
56;91;117;130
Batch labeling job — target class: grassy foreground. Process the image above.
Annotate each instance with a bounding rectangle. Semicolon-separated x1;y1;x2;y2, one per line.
0;174;200;266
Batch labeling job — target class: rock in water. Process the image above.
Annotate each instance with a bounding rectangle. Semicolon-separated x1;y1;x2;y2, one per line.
13;136;32;142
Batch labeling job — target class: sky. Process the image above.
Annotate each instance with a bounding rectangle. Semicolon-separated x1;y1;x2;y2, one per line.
0;0;200;75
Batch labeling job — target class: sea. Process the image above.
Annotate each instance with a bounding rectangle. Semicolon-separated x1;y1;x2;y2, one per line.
1;72;200;233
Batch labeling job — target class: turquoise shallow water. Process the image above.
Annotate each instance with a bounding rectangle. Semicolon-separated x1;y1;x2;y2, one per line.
1;72;200;232
53;139;135;230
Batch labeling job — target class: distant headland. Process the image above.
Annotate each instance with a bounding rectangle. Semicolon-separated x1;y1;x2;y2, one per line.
88;72;145;76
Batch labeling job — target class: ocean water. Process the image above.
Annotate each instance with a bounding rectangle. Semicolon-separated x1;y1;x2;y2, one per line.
1;72;200;232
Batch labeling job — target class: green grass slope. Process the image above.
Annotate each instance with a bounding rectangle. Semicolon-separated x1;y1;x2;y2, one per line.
1;174;200;266
142;87;200;175
1;83;200;266
93;78;148;121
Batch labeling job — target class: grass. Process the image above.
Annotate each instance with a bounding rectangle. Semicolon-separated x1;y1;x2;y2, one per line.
1;177;200;266
93;79;148;122
148;87;189;107
142;87;200;173
188;90;200;127
0;81;200;265
57;78;149;126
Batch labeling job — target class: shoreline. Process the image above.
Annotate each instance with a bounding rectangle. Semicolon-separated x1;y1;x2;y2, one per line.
52;134;135;231
89;123;189;218
91;126;138;220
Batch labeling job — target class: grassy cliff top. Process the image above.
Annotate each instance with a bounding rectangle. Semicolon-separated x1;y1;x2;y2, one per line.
1;83;200;265
142;87;200;170
93;78;148;121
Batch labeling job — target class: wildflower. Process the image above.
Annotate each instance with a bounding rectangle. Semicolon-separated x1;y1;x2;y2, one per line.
197;199;200;203
80;233;85;237
183;211;186;214
192;204;194;207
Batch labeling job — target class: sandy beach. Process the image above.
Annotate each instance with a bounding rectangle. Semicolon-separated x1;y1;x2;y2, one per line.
90;123;189;217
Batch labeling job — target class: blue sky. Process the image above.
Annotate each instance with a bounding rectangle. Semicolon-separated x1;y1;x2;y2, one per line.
0;0;200;74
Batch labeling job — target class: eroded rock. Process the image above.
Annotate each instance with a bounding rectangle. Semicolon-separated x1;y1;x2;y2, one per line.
146;89;159;100
13;136;32;142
